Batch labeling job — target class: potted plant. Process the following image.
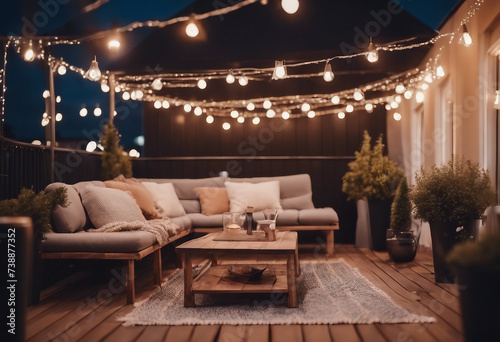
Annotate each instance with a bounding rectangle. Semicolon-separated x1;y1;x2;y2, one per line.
410;156;496;283
447;229;500;342
342;131;404;251
101;122;132;180
386;177;419;262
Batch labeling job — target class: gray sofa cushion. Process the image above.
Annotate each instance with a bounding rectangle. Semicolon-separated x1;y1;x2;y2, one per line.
299;208;339;225
45;182;87;233
170;215;193;231
42;231;157;253
180;199;201;214
138;177;226;200
187;213;223;227
253;210;300;226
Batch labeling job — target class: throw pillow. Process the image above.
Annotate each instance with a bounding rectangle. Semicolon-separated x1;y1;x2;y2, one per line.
225;181;282;213
45;182;87;233
113;174;141;184
104;180;160;220
80;186;145;228
141;182;186;218
195;187;230;216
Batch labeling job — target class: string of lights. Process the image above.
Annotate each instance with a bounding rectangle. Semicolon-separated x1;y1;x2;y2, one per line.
1;40;11;135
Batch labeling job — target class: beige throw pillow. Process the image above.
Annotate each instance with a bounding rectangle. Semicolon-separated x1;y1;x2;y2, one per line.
141;182;186;218
195;187;230;216
104;180;160;220
225;181;282;213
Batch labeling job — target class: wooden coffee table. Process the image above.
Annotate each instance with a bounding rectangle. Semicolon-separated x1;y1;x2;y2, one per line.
176;231;299;308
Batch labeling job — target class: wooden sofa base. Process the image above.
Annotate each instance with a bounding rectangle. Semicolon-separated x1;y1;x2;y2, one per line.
41;229;191;304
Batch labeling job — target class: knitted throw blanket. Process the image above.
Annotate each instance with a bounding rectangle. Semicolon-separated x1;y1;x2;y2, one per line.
89;218;181;245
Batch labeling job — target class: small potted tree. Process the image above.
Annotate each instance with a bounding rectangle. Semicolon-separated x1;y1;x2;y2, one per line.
386;177;418;262
342;131;404;251
410;156;495;282
101;122;132;180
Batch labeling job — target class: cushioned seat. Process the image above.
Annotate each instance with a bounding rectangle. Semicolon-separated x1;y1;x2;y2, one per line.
253;209;300;226
298;208;339;225
42;231;157;253
171;215;193;231
187;213;223;227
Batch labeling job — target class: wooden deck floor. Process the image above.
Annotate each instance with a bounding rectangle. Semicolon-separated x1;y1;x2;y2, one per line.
26;245;464;342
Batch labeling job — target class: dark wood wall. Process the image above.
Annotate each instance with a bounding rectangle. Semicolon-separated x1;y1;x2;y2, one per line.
139;103;388;243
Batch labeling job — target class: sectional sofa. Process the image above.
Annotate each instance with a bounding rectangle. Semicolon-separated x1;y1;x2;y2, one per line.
42;173;339;303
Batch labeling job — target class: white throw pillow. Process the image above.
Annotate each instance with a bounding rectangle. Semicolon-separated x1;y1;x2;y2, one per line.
225;181;282;213
142;182;186;218
80;186;145;228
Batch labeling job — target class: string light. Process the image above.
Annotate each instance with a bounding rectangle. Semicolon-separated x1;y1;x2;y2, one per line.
185;18;200;38
107;38;121;50
23;41;35;62
94;106;102;116
436;66;445;78
56;95;61;103
307;110;316;118
421;83;429;90
246;102;255;111
353;89;364;101
337;112;345;119
43;90;50;99
206;115;214;123
404;90;413;99
197;79;207;89
365;103;373;113
194;106;203;115
263;100;272;109
162;100;170;108
395;84;405;94
79;107;88;117
57;64;67;75
424;72;433;83
86;141;97;152
415;91;425;103
494;90;500;110
84;57;101;81
281;0;299;14
101;83;110;92
460;24;472;47
393;112;402;121
151;78;163;90
41;117;49;127
226;70;235;84
301;103;310;112
252;117;260;125
55;113;63;121
230;110;239;118
237;116;245;123
184;104;192;112
323;62;334;82
154;100;162;109
266;109;276;118
281;111;290;120
367;38;378;63
238;76;249;86
331;96;340;104
346;104;354;113
222;122;231;130
272;60;287;80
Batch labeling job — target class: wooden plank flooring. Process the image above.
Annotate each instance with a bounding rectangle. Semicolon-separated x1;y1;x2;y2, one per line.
26;245;464;342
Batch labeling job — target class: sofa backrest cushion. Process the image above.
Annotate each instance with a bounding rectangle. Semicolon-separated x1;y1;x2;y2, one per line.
45;182;87;233
80;186;145;228
141;182;186;218
104;180;160;220
138;177;226;201
225;181;282;213
195;187;230;215
227;174;315;210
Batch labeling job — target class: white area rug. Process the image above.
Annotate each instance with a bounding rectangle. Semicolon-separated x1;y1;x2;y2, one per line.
120;259;435;326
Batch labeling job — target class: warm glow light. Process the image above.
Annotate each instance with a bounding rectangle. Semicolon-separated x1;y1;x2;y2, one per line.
421;83;429;90
129;149;139;157
136;90;144;99
32;140;42;145
57;64;67;75
94;107;102;116
353;89;364;101
307;111;315;118
56;95;61;103
395;95;402;103
41;118;49;127
194;106;203;116
390;101;399;109
436;66;445;78
151;78;163;91
266;109;276;118
222;122;231;130
281;111;290;120
404;90;413;99
238;76;248;86
185;21;199;38
184;104;192;112
197;79;207;89
460;24;472;47
416;91;425;103
385;104;392;110
230;110;239;118
263;100;272;109
131;91;137;101
108;39;120;50
42;112;48;119
367;41;378;63
323;62;334;82
301;103;310;112
393;112;402;121
252;117;260;125
395;84;405;94
272;60;287;79
162;100;170;109
346;104;354;113
331;95;340;104
42;90;50;99
101;83;110;93
338;112;345;119
281;0;299;14
115;86;121;93
206;115;214;124
424;72;433;83
237;116;245;123
24;47;35;62
365;103;373;112
246;102;255;111
154;100;162;109
55;113;62;121
494;90;500;110
85;57;101;81
226;71;235;84
86;141;97;152
79;107;88;117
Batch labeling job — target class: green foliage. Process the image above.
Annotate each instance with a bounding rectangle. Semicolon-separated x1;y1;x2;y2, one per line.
0;187;67;239
342;130;404;201
100;122;132;180
447;230;500;273
410;156;496;226
390;177;412;231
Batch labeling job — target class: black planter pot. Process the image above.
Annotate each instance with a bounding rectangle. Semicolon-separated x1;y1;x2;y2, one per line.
367;198;393;251
386;229;418;262
455;267;500;342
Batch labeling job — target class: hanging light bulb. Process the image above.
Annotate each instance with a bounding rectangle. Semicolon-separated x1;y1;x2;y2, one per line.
226;70;235;84
272;60;287;80
55;113;63;121
390;101;399;109
331;95;340;105
230;110;239;118
346;104;354;113
23;41;35;62
114;85;121;93
307;110;316;118
57;64;67;75
42;112;48;119
460;24;472;47
365;103;373;113
421;83;429;90
263;100;272;109
393;112;402;121
436;66;445;79
238;76;248;86
151;78;163;91
281;0;299;14
237;116;245;123
101;83;110;93
395;95;402;103
41;117;49;127
94;106;102;116
32;140;42;145
404;90;413;99
416;91;425;103
130;91;137;100
323;62;334;82
122;91;130;100
197;79;207;89
281;111;290;120
56;95;61;103
367;38;378;63
185;18;200;38
154;100;162;109
395;84;405;94
424;72;433;83
42;90;50;99
162;100;170;109
136;90;144;99
266;109;276;118
246;102;255;111
353;89;364;101
79;107;88;117
86;141;97;152
206;115;214;124
494;90;500;110
107;38;121;50
252;117;260;125
385;104;392;110
184;104;192;112
194;106;203;116
84;57;102;81
301;103;310;112
222;122;231;130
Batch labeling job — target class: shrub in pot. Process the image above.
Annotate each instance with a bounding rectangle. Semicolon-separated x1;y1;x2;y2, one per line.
447;230;500;342
410;156;495;283
387;177;418;262
342;130;404;251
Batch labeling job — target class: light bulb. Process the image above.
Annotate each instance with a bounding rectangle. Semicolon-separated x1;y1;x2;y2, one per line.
367;41;378;63
301;103;310;112
94;107;102;116
331;95;340;104
424;72;433;83
222;122;231;130
323;62;334;82
390;101;399;109
206;115;214;124
421;83;429;90
185;21;199;38
23;42;35;62
85;57;101;82
162;100;170;109
365;103;373;112
338;112;345;119
404;90;413;99
307;111;316;118
114;86;121;93
272;60;287;80
108;39;120;50
226;71;235;84
353;89;364;101
135;90;143;99
41;118;49;127
86;141;97;152
154;100;162;109
57;64;67;75
395;95;402;103
416;91;425;103
395;84;405;94
460;24;472;47
237;116;245;123
494;90;500;110
101;83;110;93
281;111;290;120
238;76;248;86
263;100;272;109
230;110;239;118
246;102;255;111
56;95;61;103
346;104;354;113
393;112;402;121
129;149;139;157
184;104;192;112
194;106;203;116
281;0;299;14
266;109;276;118
55;113;63;121
385;104;392;110
252;117;260;125
32;140;42;145
436;66;445;78
151;78;163;91
42;112;48;119
197;79;207;89
42;90;50;99
130;91;137;100
79;107;88;117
